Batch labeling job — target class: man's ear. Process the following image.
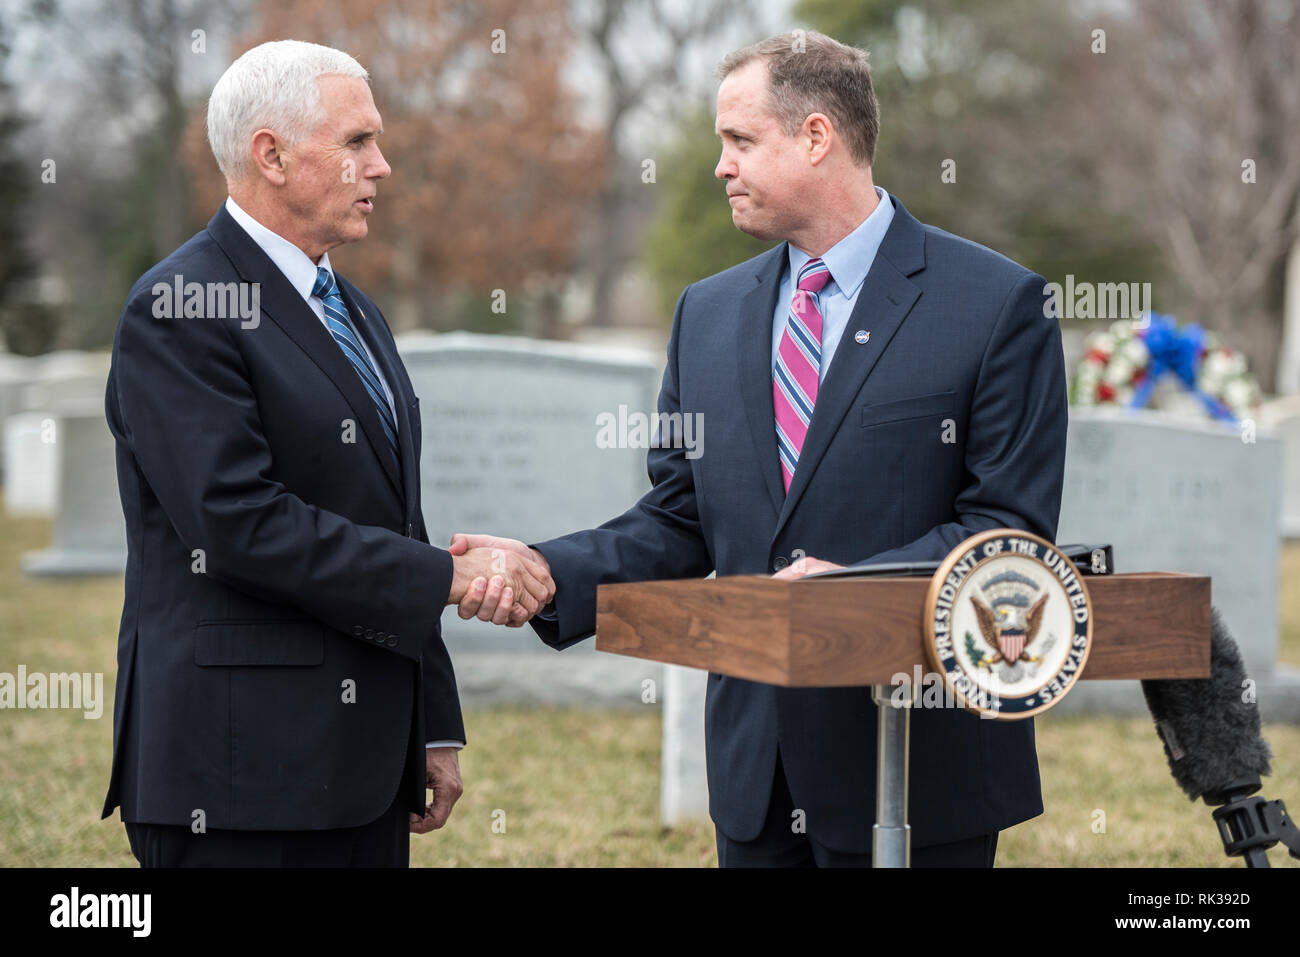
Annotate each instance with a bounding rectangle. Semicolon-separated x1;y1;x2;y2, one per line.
805;113;833;167
249;128;288;186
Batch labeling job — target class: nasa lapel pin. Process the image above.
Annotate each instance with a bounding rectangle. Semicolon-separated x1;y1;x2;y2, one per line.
854;329;871;344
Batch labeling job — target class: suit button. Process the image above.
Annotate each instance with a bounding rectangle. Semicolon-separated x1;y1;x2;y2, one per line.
386;636;398;648
353;625;364;637
375;631;387;641
365;629;374;639
773;556;788;570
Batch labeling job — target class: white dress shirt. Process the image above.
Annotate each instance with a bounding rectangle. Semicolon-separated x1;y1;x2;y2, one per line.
223;196;463;753
223;196;398;421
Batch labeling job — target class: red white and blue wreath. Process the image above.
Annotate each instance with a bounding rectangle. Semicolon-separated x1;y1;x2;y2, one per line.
1072;313;1261;424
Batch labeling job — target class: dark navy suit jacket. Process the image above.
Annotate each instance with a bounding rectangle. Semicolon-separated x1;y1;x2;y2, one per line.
102;205;463;830
531;195;1067;851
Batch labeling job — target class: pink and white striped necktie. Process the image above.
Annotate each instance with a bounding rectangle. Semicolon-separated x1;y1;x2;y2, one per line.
773;257;831;493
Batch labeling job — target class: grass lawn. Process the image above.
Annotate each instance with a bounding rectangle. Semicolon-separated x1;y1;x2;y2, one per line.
2;505;1297;867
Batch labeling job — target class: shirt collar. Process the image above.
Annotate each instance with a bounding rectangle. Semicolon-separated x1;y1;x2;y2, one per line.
223;195;334;303
787;185;895;298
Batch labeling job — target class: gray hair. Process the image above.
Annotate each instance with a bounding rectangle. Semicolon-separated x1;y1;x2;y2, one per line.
718;31;880;167
207;39;369;181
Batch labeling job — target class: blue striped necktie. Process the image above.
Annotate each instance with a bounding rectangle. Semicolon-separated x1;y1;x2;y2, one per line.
312;266;399;460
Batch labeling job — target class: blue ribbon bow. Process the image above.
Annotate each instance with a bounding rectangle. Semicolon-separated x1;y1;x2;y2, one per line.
1127;313;1236;424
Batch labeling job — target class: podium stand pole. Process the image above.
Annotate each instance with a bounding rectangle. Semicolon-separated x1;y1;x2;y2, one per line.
872;684;912;868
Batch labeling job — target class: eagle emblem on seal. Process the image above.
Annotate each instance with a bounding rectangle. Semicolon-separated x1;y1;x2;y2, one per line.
925;528;1094;719
970;570;1048;667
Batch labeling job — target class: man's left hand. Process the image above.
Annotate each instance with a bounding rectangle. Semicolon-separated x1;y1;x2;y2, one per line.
410;746;463;834
771;555;844;580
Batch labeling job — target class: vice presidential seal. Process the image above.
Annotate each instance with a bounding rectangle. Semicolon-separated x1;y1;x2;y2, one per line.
923;528;1092;719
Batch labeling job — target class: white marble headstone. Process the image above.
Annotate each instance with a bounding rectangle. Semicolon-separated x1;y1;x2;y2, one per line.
0;354;35;484
1260;395;1300;539
398;331;712;822
398;332;665;696
1047;407;1300;722
4;411;59;517
4;350;108;515
23;402;126;575
1057;408;1281;675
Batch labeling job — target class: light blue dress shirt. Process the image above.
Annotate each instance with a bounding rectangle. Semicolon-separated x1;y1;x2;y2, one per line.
771;186;895;382
537;188;897;630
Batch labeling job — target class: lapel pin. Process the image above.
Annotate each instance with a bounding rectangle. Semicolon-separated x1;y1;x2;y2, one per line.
854;329;871;344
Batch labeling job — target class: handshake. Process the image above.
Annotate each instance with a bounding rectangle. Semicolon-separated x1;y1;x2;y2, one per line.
443;533;846;629
444;534;556;627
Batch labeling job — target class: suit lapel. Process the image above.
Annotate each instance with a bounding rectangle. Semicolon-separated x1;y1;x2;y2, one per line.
207;206;405;503
773;198;927;541
736;244;788;518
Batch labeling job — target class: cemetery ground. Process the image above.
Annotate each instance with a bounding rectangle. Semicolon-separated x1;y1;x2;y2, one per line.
2;506;1298;868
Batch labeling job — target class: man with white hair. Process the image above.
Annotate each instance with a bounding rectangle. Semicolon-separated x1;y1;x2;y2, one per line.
101;40;552;866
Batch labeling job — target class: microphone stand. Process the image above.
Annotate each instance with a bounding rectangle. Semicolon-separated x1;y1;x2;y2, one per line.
1204;776;1300;867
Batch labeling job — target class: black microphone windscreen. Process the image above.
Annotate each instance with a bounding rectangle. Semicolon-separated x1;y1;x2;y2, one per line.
1139;607;1272;802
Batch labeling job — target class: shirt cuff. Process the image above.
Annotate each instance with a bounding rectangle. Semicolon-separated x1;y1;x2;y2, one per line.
535;596;558;622
425;740;465;750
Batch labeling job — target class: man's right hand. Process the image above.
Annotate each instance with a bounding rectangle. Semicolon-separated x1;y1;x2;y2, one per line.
447;534;554;626
446;536;554;626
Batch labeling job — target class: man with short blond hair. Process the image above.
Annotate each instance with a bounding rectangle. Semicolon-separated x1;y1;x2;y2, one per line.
455;29;1065;868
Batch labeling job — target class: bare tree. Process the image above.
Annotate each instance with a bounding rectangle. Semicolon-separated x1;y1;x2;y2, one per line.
570;0;753;327
15;0;248;347
1075;0;1300;391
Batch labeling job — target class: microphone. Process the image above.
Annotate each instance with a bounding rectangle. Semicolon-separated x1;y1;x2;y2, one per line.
1140;607;1298;866
1141;607;1271;803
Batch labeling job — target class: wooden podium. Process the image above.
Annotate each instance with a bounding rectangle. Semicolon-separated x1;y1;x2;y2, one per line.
595;569;1211;866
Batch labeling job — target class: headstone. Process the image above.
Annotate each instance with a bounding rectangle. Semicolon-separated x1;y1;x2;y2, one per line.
26;349;109;382
20;350;109;410
22;371;107;413
1260;395;1300;539
397;332;667;709
1278;235;1300;395
1051;407;1300;722
22;402;127;575
0;354;35;484
400;332;715;819
4;412;59;516
661;664;709;825
1059;326;1089;385
4;351;108;513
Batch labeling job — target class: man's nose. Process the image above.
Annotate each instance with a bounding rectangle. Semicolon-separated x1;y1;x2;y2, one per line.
371;143;392;179
714;149;735;181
